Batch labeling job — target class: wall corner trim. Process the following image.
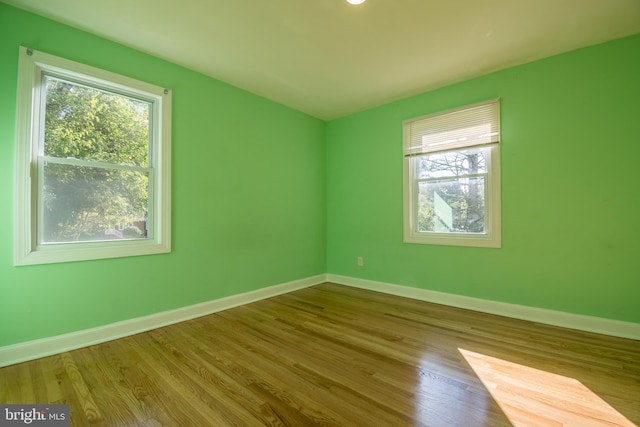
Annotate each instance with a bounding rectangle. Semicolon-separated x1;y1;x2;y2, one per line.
327;274;640;341
0;274;327;368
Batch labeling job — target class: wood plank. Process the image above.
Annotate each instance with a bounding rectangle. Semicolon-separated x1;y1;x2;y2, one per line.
1;283;638;426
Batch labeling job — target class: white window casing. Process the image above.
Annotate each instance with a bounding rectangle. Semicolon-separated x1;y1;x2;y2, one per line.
403;99;501;248
14;47;171;265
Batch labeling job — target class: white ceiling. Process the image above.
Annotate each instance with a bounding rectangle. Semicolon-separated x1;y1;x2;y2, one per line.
4;0;640;120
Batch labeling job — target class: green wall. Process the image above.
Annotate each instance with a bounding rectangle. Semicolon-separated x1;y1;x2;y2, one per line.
327;33;640;323
0;4;326;347
2;4;638;350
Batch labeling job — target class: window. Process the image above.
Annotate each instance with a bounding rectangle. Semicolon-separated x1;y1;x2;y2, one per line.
14;47;171;265
403;100;501;247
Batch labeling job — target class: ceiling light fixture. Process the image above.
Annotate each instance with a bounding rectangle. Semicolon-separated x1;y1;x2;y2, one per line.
347;0;366;4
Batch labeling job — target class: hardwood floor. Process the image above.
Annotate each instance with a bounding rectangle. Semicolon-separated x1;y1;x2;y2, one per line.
1;283;638;426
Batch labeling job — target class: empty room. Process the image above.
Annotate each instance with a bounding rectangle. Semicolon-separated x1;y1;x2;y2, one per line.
0;0;639;425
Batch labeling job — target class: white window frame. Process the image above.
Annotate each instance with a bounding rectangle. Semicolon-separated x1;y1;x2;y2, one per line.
403;99;501;248
14;47;171;265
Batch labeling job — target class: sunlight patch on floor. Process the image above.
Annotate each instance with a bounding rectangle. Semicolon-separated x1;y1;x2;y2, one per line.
458;348;636;427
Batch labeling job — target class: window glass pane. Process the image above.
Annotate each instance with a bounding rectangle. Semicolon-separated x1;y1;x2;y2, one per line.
44;75;150;167
42;162;149;243
417;147;487;179
418;177;486;233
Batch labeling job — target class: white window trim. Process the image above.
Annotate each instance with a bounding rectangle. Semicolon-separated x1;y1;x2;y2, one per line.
402;100;501;248
14;47;171;265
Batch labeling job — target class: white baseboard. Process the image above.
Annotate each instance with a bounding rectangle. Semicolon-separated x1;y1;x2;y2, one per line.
0;274;327;368
3;273;636;368
327;274;640;341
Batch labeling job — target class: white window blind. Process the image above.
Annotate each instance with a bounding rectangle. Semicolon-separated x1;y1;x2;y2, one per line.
404;99;500;157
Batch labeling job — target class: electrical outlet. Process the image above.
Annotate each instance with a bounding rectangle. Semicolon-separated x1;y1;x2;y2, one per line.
357;256;364;267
